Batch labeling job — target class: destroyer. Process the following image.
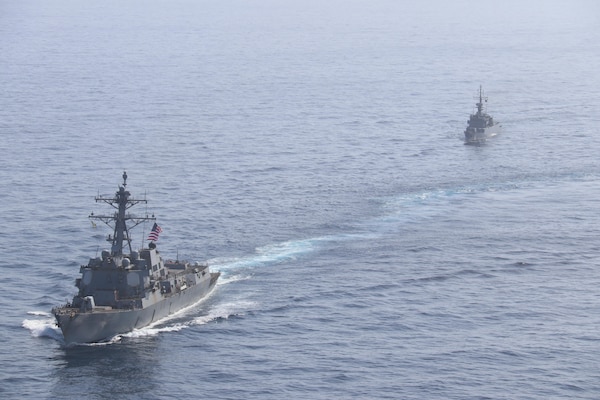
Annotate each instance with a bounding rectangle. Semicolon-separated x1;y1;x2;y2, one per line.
53;172;220;344
464;85;501;145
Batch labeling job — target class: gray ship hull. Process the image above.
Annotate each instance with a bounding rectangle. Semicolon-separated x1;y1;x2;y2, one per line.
56;273;218;344
464;124;501;145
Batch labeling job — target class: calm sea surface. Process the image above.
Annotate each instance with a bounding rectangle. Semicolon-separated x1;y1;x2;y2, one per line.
2;0;600;398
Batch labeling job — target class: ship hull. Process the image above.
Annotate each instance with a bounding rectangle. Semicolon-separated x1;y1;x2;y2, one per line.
55;273;219;345
464;124;501;145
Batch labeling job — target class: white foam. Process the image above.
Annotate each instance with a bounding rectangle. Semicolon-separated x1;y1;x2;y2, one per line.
121;323;187;340
27;310;53;317
22;317;63;342
218;273;252;285
120;298;258;340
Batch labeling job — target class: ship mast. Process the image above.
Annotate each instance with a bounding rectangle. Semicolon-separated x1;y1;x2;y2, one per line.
89;171;156;257
475;85;487;116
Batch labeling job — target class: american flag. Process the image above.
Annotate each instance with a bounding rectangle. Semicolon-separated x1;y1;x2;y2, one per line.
147;223;163;241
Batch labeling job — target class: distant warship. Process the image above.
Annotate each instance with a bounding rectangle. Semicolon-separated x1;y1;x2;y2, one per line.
53;172;220;344
464;85;501;145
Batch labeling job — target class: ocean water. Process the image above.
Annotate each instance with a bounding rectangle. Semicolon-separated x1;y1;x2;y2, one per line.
2;0;600;398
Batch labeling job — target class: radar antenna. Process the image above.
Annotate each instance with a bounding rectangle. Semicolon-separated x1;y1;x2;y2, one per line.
89;171;155;256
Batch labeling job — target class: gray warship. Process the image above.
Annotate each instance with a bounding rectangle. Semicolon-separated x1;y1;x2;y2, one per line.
52;172;220;345
464;85;501;145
